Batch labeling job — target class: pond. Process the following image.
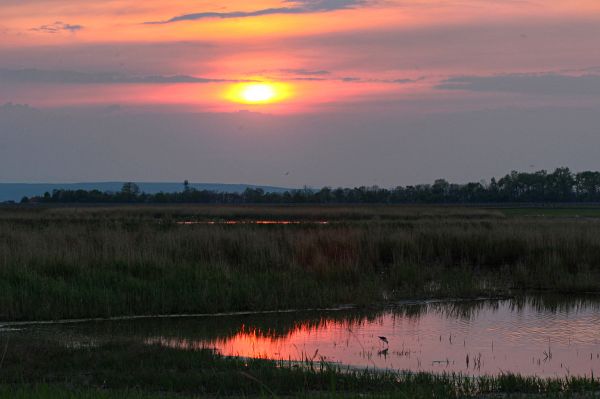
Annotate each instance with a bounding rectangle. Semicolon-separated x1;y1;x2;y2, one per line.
3;296;599;378
176;220;330;225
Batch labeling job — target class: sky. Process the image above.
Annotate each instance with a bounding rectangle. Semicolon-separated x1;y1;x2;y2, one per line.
1;0;600;187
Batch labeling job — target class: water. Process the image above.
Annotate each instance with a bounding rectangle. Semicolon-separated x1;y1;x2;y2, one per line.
3;296;600;377
177;220;329;225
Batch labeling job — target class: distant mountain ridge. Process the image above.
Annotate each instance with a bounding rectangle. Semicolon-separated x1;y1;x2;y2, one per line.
0;182;293;202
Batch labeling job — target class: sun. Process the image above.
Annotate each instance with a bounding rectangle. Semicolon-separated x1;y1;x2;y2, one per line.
225;82;291;105
242;84;275;103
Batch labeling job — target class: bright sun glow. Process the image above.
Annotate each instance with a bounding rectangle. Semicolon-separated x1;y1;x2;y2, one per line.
225;82;292;105
242;84;275;102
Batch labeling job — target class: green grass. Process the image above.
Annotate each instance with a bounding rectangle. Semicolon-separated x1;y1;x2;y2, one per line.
1;205;600;321
0;386;189;399
5;386;599;399
500;206;600;218
6;387;600;399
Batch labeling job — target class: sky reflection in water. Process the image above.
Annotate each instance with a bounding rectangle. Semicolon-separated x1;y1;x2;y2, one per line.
7;297;600;378
176;220;330;225
145;298;600;377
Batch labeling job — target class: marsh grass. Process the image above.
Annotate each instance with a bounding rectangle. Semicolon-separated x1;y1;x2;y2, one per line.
0;204;505;221
1;337;599;398
1;205;600;321
2;388;599;399
0;386;186;399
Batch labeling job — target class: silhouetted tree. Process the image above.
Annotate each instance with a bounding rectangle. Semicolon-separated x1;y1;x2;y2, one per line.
20;167;600;205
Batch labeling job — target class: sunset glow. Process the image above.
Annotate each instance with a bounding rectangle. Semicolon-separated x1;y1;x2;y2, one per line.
226;82;292;105
4;4;600;396
242;84;276;103
2;0;600;185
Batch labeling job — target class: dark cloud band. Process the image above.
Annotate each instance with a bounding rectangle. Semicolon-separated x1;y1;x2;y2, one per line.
437;74;600;96
0;68;422;86
145;0;372;24
0;69;238;84
30;21;83;33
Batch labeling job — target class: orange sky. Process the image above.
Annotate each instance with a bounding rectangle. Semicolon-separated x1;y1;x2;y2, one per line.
2;1;600;186
3;1;600;45
2;0;600;113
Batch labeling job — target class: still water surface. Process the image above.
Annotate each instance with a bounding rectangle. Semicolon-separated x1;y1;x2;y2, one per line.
5;296;600;377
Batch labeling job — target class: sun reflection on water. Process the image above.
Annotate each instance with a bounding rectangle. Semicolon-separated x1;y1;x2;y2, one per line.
176;220;330;225
144;300;600;377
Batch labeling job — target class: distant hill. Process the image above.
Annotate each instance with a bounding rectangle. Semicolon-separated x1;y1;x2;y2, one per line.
0;182;293;202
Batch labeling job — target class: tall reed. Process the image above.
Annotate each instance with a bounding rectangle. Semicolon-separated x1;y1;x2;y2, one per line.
1;205;599;320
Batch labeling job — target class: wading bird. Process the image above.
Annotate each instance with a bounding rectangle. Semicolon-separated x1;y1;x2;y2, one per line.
379;336;389;346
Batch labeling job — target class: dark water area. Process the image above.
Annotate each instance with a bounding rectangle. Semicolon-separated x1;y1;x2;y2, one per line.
3;295;599;378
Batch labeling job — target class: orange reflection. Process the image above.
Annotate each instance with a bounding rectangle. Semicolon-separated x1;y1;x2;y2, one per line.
145;301;600;378
176;220;329;225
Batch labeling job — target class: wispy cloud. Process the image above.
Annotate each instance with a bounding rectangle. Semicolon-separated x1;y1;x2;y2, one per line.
0;68;423;87
348;77;424;84
30;21;83;34
261;67;423;84
436;74;600;96
145;0;373;24
279;68;331;76
0;69;239;84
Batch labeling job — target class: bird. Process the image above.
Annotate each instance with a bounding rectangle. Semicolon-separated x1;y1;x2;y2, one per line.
377;348;389;358
378;336;389;346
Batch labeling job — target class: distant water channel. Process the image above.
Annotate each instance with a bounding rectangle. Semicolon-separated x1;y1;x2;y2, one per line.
4;296;600;378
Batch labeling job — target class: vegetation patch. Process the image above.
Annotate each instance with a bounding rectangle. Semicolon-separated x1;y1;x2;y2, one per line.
0;206;600;321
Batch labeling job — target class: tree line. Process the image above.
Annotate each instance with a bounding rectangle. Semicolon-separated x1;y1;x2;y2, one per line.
19;168;600;204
